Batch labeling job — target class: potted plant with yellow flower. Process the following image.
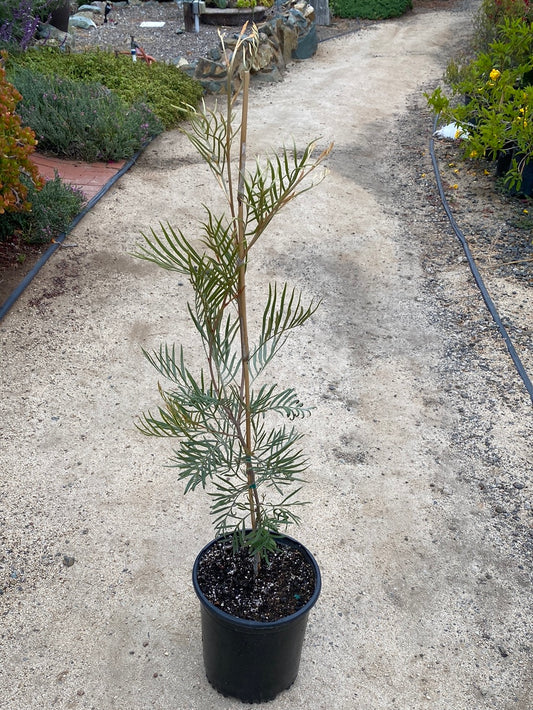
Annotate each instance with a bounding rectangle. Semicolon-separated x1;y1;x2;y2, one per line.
426;16;533;195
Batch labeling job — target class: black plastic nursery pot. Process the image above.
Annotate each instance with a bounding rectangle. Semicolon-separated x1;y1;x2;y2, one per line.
496;146;533;197
50;1;71;33
192;534;321;703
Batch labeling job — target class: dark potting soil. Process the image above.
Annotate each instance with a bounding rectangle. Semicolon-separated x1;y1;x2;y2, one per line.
196;540;316;622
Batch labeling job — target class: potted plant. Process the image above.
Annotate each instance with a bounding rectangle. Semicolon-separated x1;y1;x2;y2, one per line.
134;24;332;703
426;16;533;196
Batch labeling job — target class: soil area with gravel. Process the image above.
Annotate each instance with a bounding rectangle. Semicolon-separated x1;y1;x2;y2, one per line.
68;0;378;63
1;1;532;708
70;0;226;64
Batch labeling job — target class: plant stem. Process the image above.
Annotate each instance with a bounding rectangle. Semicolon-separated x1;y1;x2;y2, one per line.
236;66;261;533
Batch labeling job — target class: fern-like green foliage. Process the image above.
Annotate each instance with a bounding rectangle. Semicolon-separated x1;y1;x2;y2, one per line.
331;0;412;20
135;26;332;559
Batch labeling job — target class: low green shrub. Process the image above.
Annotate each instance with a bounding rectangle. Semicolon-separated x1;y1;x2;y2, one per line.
10;65;162;161
426;18;533;193
7;47;204;129
330;0;412;20
0;172;86;244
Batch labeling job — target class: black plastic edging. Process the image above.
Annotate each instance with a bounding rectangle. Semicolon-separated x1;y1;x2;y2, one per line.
0;146;146;322
430;116;533;405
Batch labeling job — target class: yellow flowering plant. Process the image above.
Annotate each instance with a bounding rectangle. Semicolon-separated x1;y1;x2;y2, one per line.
426;17;533;193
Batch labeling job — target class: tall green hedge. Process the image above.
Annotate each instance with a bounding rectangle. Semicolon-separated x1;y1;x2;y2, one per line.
331;0;413;20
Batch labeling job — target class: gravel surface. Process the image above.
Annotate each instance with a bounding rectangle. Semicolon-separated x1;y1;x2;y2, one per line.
71;0;223;64
69;0;380;63
394;97;533;558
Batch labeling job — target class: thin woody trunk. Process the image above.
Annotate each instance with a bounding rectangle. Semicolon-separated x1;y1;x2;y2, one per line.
236;67;262;532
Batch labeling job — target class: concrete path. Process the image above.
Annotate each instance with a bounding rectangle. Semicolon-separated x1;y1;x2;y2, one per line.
1;3;531;709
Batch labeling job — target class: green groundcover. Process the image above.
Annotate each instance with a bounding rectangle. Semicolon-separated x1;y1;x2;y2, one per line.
331;0;413;20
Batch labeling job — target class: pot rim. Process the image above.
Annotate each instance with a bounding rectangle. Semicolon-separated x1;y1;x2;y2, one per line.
192;532;321;630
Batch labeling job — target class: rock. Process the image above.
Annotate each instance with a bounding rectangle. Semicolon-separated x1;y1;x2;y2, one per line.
251;41;276;73
173;57;193;68
292;22;317;60
69;15;97;29
36;22;72;44
303;4;316;21
277;22;299;64
200;78;229;94
77;4;102;12
288;8;308;30
75;10;102;22
206;46;222;62
195;57;227;79
253;65;284;83
63;555;75;567
187;0;317;92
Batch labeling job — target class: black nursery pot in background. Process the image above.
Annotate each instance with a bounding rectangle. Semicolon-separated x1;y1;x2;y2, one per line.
496;144;533;197
192;535;321;703
50;1;71;33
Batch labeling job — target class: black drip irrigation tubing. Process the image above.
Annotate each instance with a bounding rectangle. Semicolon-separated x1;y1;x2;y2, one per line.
318;29;361;43
430;116;533;405
0;146;145;323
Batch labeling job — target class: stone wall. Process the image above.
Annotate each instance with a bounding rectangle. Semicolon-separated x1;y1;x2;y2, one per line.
180;1;318;94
